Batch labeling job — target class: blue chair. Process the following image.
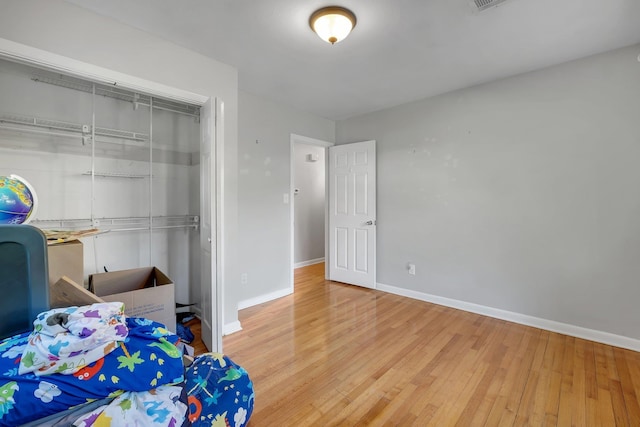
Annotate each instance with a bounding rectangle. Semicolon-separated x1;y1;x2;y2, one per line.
0;224;49;339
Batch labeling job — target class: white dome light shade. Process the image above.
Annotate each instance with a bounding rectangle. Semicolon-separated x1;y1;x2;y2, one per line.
309;6;357;45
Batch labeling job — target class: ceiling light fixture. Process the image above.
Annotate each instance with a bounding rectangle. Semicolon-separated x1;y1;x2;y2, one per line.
309;6;357;45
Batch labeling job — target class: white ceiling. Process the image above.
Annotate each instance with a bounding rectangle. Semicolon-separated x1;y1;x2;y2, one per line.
63;0;640;121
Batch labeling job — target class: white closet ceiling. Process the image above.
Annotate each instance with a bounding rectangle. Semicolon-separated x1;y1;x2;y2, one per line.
63;0;640;121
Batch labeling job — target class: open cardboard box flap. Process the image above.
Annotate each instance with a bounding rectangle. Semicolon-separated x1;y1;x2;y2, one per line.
50;276;105;308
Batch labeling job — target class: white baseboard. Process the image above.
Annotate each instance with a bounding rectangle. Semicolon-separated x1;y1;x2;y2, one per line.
294;257;325;269
377;282;640;352
191;306;202;317
190;305;238;339
238;287;294;310
223;321;243;336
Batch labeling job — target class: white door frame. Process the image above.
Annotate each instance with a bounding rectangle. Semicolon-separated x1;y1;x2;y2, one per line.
0;38;224;351
289;134;334;289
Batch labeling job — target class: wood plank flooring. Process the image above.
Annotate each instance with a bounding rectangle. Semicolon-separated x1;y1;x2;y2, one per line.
201;263;640;426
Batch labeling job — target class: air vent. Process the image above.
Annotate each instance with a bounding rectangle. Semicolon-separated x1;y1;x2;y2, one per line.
474;0;511;12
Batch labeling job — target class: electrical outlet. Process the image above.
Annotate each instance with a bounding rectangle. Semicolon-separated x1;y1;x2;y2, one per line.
408;263;416;275
241;273;248;284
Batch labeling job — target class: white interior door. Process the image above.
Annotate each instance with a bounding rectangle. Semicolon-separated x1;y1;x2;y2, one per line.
199;97;217;351
328;140;376;288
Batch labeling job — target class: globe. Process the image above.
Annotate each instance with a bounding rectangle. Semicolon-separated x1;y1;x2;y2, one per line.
0;175;38;224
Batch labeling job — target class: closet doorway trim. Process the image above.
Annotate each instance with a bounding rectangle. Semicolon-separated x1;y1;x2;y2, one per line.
0;38;207;105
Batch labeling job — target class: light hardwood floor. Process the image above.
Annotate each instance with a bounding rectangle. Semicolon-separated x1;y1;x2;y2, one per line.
199;263;640;426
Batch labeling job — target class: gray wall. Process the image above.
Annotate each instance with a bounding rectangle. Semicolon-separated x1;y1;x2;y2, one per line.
0;0;239;337
237;91;334;309
336;44;640;340
293;143;326;264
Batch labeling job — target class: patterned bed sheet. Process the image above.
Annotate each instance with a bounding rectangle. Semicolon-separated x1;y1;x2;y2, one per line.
0;317;184;426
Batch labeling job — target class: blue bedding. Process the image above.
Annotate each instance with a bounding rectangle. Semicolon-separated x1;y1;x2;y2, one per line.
0;317;184;426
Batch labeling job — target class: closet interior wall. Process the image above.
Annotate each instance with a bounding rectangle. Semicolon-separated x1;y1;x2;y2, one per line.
0;58;201;305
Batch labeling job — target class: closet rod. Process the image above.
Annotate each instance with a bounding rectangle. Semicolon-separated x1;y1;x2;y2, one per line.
31;76;200;119
133;101;200;119
0;124;145;145
98;224;198;233
0;124;82;140
31;215;199;230
81;171;148;179
154;105;199;119
1;114;149;142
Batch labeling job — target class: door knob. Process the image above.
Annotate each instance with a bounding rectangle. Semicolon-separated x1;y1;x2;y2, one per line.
365;220;375;225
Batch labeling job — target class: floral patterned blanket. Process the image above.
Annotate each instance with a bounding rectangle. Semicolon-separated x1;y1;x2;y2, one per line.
19;302;128;376
0;317;184;426
73;384;187;426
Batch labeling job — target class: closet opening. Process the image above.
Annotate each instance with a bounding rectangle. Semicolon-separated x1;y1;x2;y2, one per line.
0;55;220;350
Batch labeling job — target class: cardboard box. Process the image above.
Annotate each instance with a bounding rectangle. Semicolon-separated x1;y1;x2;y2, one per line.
47;240;84;288
50;276;105;308
89;267;176;332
